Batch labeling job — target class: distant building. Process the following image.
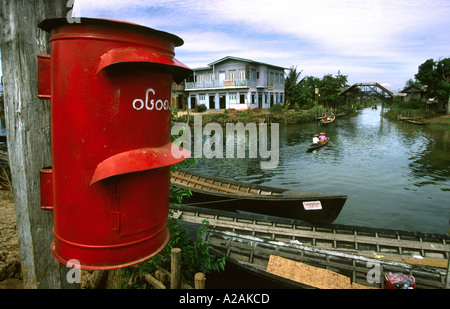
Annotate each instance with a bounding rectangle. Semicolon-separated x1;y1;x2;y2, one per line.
171;80;189;111
184;56;286;110
399;84;428;102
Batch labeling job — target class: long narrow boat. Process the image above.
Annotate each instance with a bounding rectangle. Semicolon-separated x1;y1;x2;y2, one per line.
307;139;329;152
406;119;427;125
173;205;450;289
171;169;347;224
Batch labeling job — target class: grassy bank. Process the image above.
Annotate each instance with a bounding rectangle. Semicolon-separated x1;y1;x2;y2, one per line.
427;114;450;128
173;106;348;126
383;108;450;128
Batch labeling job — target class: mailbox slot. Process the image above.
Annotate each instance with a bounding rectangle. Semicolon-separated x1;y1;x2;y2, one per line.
97;47;191;84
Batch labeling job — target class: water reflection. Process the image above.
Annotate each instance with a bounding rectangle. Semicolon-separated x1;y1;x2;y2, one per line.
185;107;450;233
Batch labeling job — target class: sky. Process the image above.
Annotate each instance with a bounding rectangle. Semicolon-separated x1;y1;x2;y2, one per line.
2;0;449;93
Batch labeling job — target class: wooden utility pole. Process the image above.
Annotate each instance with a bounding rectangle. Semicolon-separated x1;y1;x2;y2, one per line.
0;0;77;288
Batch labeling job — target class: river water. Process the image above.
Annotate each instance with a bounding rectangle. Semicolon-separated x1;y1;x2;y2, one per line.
184;107;450;234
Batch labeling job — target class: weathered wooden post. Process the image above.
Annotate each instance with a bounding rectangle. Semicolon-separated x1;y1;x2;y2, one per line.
170;248;182;289
0;0;77;288
445;253;450;289
194;272;206;289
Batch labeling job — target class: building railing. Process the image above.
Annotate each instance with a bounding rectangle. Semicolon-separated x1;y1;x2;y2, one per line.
185;79;250;90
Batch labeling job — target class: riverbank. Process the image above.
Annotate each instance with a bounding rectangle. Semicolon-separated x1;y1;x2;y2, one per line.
427;114;450;127
173;107;346;126
383;108;450;128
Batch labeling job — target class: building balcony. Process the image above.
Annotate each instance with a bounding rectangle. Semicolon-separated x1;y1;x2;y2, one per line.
185;79;250;90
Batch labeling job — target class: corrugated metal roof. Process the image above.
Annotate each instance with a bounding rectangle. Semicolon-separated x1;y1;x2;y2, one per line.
192;56;287;71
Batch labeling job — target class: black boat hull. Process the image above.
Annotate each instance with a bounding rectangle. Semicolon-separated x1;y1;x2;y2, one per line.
171;170;347;224
307;139;329;152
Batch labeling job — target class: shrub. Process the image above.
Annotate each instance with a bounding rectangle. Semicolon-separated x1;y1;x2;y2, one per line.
270;104;283;114
196;104;207;113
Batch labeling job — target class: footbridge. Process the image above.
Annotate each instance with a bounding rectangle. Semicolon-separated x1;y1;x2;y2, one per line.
339;82;394;105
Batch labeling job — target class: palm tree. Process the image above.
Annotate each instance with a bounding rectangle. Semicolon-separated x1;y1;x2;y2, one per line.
285;66;304;108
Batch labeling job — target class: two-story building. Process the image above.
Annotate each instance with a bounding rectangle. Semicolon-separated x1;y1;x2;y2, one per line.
184;56;286;110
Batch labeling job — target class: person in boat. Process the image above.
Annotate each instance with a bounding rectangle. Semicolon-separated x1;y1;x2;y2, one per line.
319;132;327;143
312;134;320;146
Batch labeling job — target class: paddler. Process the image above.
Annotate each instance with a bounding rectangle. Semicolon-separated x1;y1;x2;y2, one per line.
319;132;327;143
312;134;320;146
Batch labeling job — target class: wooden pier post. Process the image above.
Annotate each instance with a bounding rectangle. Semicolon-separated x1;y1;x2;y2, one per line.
445;254;450;289
194;272;206;289
170;248;182;289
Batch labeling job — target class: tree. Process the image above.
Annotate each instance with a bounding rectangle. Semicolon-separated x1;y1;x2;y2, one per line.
284;66;305;107
0;0;75;288
284;67;348;110
404;78;423;88
299;76;321;108
415;58;450;114
320;72;347;107
436;58;450;114
319;71;348;108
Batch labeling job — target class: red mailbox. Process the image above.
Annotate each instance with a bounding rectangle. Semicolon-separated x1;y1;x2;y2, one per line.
37;18;192;270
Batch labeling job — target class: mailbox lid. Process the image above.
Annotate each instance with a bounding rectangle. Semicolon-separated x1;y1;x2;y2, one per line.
38;18;192;83
38;17;185;46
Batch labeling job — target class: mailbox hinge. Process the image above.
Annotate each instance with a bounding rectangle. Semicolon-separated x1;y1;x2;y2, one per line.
111;211;120;232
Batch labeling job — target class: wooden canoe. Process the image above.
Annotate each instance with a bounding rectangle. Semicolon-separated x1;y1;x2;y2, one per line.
406;119;427;125
173;205;450;289
320;114;335;125
171;169;347;224
307;139;329;152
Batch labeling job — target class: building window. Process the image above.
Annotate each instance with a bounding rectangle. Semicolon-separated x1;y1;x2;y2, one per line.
229;93;237;104
239;70;246;80
199;95;207;105
229;71;236;80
